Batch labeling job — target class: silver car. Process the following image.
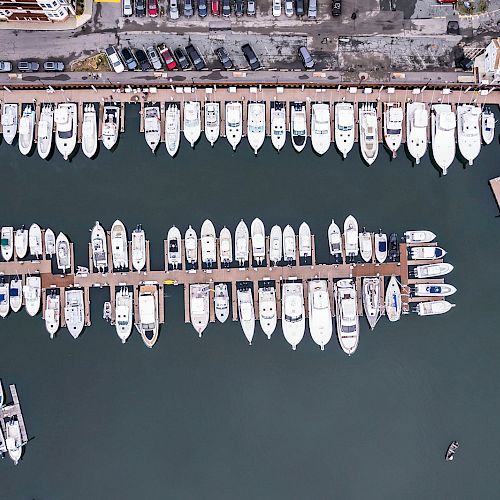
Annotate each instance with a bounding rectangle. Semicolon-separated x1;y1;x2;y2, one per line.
170;0;179;19
146;46;162;71
307;0;316;17
285;0;293;16
247;0;255;15
0;61;12;72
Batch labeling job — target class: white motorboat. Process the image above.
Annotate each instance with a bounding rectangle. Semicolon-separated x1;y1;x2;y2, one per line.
344;215;359;260
282;282;305;350
247;102;266;155
185;225;198;267
328;219;342;260
258;285;277;339
413;262;453;279
44;228;56;258
204;102;220;146
24;276;41;317
415;300;455;316
64;289;85;338
2;103;18;145
183;101;201;148
0;379;4;408
81;104;98;159
404;230;436;244
54;102;77;160
9;278;22;313
37;104;54;159
131;225;146;272
409;246;446;260
45;290;60;338
190;283;210;336
384;105;403;158
250;218;266;265
1;227;13;261
270;101;286;151
359;228;372;262
431;104;456;175
214;283;229;323
406;102;428;164
282;225;296;263
237;287;255;344
457;104;481;166
28;223;43;258
0;281;9;318
311;103;331;155
144;104;161;153
111;220;128;270
91;221;108;273
334;102;355;158
165;103;181;157
6;417;23;465
413;283;457;297
291;102;307;152
308;279;332;350
269;225;282;265
481;107;495;145
201;219;216;268
298;222;312;260
167;226;182;269
359;103;379;165
14;226;28;259
363;277;381;330
101;104;120;150
235;220;249;267
18;104;35;156
55;232;71;272
385;276;401;322
115;287;133;343
374;230;387;263
225;101;243;151
219;227;233;266
137;283;159;348
334;279;359;355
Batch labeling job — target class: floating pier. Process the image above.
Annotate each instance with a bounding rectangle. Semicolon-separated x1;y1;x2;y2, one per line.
0;384;28;462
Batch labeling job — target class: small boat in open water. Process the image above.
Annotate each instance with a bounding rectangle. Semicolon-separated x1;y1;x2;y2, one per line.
415;300;455;316
445;441;460;461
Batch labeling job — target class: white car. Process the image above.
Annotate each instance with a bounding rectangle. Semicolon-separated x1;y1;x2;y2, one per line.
170;0;179;19
285;0;293;17
272;0;281;16
105;46;125;73
123;0;133;16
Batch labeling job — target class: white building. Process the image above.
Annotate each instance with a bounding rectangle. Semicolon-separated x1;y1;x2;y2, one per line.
483;37;500;82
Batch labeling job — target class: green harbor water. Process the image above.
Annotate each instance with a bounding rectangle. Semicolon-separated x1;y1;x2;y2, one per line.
2;104;500;499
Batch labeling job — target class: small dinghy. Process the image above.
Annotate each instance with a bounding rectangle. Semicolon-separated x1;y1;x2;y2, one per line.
328;220;342;260
184;225;198;268
298;222;312;261
91;221;108;273
269;225;282;265
144;104;161;153
1;103;18;145
200;219;217;268
415;300;455;316
481;107;495;145
37;104;54;160
344;215;359;260
445;441;460;461
237;286;255;344
55;232;71;272
250;218;266;265
190;284;210;336
258;284;277;339
18;104;35;156
0;280;9;318
359;228;372;262
81;104;98;159
385;276;401;322
1;227;14;261
219;227;233;266
413;262;453;279
282;225;296;264
235;220;249;267
9;278;22;313
204;102;220;146
131;225;146;272
24;276;41;317
45;290;60;338
44;228;56;258
363;277;381;330
14;226;28;259
404;230;436;244
214;283;229;323
375;230;387;263
115;287;133;343
413;283;457;297
103;301;112;322
167;226;182;270
111;220;128;270
28;223;43;258
409;246;446;260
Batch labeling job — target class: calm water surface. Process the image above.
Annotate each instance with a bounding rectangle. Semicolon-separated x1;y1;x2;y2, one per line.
1;105;500;499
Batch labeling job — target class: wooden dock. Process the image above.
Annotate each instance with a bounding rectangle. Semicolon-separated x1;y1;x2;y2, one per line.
0;384;28;445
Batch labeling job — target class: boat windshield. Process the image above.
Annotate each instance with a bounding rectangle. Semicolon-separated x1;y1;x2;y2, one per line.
285;313;302;323
58;130;73;139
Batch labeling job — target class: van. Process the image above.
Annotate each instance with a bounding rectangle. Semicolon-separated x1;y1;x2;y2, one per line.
123;0;133;16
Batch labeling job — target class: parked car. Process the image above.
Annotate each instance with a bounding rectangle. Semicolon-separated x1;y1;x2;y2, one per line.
146;46;162;70
241;43;261;70
247;0;255;15
123;0;133;15
235;0;244;15
184;0;194;16
43;61;65;72
170;0;179;18
296;0;304;15
105;47;125;73
198;0;208;16
0;61;12;72
158;45;177;70
135;49;151;71
215;47;233;69
17;61;39;72
332;0;341;16
174;48;191;69
298;46;314;69
148;0;158;16
211;0;220;15
222;0;231;16
121;47;138;71
185;44;206;70
285;0;293;16
272;0;281;16
307;0;316;17
447;20;459;35
136;0;146;16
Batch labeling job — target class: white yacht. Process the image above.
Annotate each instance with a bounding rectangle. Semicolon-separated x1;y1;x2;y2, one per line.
37;104;54;160
18;104;35;156
144;104;161;153
385;276;401;322
28;223;42;258
137;283;159;348
363;277;381;330
282;282;305;350
45;290;60;338
258;285;277;339
55;232;71;272
311;103;331;155
201;219;217;268
45;228;56;258
1;103;18;145
167;226;182;269
344;215;359;260
359;228;372;263
9;278;22;313
219;227;233;266
183;101;201;147
165;103;181;157
282;225;296;264
415;300;455;316
14;226;28;259
406;102;428;164
404;230;436;244
214;283;229;323
184;225;198;268
235;220;249;267
375;230;387;263
91;221;108;273
270;101;286;151
190;283;210;337
413;262;453;279
204;102;220;146
328;219;342;260
54;102;77;160
334;102;355;158
237;287;255;344
298;222;312;261
481;107;495;145
0;281;9;317
64;289;85;338
359;103;379;165
24;276;41;317
225;101;243;151
308;279;332;350
383;105;403;158
431;104;456;175
115;287;133;343
132;225;146;272
409;246;446;260
269;225;282;265
247;102;266;155
334;279;359;355
5;417;23;465
101;104;120;150
250;217;265;265
111;220;128;270
457;104;481;166
81;104;98;159
1;226;13;261
413;283;457;297
291;102;307;152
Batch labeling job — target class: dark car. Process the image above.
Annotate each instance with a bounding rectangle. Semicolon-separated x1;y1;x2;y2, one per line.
121;47;138;70
332;0;341;15
198;0;208;16
43;61;65;72
235;0;244;15
215;47;233;69
136;0;146;16
241;43;261;70
447;20;459;35
296;0;304;15
135;49;151;71
458;56;473;71
174;48;191;70
185;44;206;70
298;46;314;69
17;61;39;72
222;0;230;16
389;233;399;262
